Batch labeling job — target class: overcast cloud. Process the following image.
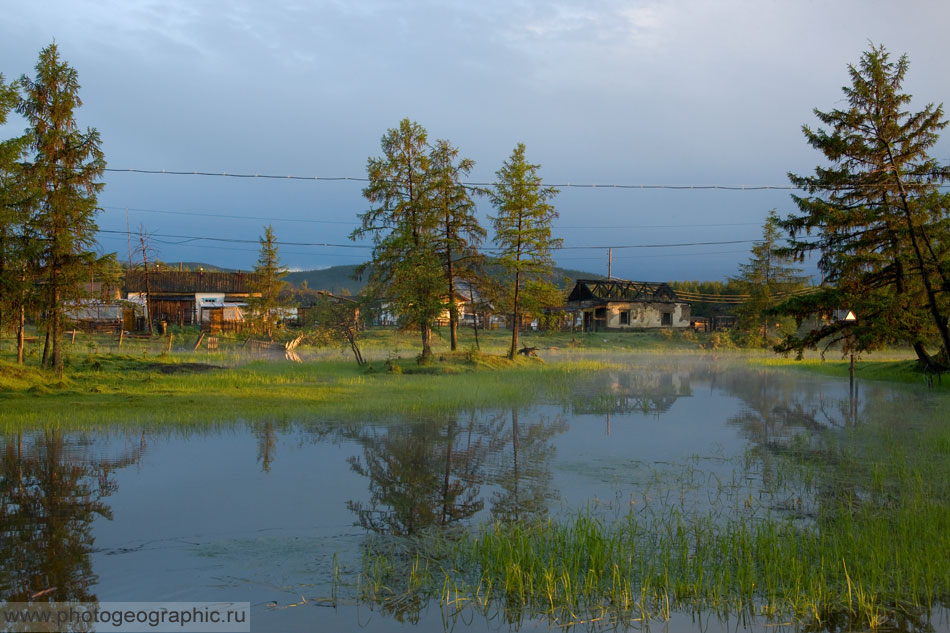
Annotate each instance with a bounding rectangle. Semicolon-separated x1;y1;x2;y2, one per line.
2;0;948;279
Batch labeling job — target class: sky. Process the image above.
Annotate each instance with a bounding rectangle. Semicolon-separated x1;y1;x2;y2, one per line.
2;0;949;282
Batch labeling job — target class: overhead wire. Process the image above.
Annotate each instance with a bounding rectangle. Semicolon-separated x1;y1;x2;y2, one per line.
96;228;816;253
104;167;950;190
102;204;766;230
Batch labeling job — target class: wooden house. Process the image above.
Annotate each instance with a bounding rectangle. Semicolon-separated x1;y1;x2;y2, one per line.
566;279;691;332
123;270;260;329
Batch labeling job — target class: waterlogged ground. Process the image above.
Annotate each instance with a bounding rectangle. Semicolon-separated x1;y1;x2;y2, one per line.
1;355;948;632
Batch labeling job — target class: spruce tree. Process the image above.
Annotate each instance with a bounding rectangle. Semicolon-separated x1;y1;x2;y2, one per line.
17;43;106;374
247;224;288;339
490;143;561;360
732;210;808;346
778;44;950;368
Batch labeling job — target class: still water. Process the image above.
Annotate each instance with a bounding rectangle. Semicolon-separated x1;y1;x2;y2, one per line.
1;357;947;632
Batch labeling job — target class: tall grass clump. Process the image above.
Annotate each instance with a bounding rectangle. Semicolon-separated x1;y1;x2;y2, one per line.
350;394;950;631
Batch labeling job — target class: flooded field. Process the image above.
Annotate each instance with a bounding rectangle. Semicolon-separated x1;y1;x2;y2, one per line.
2;356;948;632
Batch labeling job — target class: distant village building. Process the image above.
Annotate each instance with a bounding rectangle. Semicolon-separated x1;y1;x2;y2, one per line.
566;279;691;332
68;281;124;329
123;270;260;330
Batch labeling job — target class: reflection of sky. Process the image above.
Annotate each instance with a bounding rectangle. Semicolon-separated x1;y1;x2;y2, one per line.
550;386;749;510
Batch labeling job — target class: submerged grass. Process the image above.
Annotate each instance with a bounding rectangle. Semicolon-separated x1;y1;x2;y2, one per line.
353;396;950;631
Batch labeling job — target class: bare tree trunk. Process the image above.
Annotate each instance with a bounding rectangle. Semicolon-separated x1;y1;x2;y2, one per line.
16;303;25;365
41;320;50;367
509;270;521;360
447;247;457;351
51;286;62;375
421;321;432;360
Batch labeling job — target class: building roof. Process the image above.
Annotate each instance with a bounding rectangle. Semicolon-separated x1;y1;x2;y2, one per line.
566;279;680;306
124;270;259;294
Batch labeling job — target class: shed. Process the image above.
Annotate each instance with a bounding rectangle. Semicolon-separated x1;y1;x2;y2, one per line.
124;270;260;328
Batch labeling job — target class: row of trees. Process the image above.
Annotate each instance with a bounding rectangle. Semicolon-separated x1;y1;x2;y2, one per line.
0;44;110;373
353;119;561;361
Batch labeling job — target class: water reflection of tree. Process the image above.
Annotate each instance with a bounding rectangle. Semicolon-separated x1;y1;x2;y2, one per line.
489;408;567;523
346;415;485;535
254;421;278;473
0;431;140;605
345;407;568;535
721;370;826;445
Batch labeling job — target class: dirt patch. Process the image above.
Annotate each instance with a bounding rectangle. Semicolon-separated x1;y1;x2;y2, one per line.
145;362;222;374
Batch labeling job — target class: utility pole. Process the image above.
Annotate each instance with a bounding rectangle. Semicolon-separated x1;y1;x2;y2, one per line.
607;247;612;279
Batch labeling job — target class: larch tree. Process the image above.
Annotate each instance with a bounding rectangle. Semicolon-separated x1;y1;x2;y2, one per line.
490;143;561;360
352;118;442;361
731;210;808;346
17;43;106;374
429;139;485;351
777;44;950;369
247;224;288;340
0;73;34;364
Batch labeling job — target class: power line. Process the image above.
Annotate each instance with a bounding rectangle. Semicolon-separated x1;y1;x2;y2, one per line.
96;229;371;249
102;204;766;230
104;167;950;190
97;228;802;252
101;205;356;226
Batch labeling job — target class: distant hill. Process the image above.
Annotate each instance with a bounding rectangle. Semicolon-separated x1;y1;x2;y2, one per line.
284;263;604;295
285;265;365;294
154;261;239;273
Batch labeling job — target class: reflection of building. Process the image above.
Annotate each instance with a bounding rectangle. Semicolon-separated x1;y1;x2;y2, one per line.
566;279;691;332
571;371;692;416
123;270;260;329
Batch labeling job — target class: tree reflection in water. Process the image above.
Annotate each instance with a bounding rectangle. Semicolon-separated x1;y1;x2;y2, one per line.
489;407;567;523
346;408;567;535
345;415;485;536
0;431;142;604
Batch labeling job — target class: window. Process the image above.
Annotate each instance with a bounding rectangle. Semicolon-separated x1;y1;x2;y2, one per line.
619;310;630;325
661;312;673;327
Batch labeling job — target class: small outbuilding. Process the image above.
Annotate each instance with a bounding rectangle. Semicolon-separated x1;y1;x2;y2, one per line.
566;279;691;332
124;270;260;329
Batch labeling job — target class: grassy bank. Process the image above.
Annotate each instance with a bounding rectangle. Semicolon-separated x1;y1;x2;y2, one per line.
0;351;615;431
1;326;943;430
753;356;945;388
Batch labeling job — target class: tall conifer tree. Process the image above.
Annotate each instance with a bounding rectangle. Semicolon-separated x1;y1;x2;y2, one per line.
732;210;808;346
17;43;105;373
490;144;561;360
429;139;485;351
247;224;288;339
778;44;950;368
353;119;442;360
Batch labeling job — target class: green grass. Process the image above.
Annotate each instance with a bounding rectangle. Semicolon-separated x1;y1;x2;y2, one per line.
349;395;950;630
0;348;617;431
753;356;948;389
